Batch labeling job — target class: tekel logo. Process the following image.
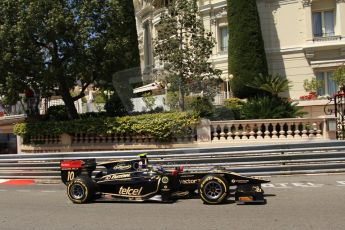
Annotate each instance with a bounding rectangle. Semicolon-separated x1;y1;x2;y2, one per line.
118;186;143;196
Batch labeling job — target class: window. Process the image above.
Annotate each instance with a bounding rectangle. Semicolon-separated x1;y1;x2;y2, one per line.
315;71;337;96
312;10;334;37
219;26;228;52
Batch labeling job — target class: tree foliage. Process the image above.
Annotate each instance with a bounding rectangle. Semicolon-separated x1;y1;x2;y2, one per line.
0;0;139;119
142;92;156;111
227;0;268;98
104;92;133;117
247;74;291;97
154;0;221;110
242;97;305;119
332;65;345;89
303;78;323;93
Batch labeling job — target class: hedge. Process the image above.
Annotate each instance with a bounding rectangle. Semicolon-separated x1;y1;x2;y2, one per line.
13;112;199;142
227;0;268;98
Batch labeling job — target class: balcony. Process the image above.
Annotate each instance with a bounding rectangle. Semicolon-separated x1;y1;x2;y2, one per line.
313;35;342;42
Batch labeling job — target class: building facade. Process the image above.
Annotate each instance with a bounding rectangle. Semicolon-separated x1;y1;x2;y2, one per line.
133;0;345;101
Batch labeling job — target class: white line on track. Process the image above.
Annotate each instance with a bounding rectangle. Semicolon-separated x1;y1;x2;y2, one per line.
0;189;7;192
41;191;57;193
0;179;9;184
336;181;345;186
271;187;293;189
16;190;31;192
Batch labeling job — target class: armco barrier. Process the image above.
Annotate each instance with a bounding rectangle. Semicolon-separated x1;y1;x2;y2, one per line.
1;140;345;180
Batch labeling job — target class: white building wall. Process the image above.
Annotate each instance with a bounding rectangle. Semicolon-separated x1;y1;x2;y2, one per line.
131;94;168;112
134;0;345;100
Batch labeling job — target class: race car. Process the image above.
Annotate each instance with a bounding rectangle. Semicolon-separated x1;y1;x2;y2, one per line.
60;154;269;205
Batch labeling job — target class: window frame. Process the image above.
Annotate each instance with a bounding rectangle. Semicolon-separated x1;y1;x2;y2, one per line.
315;71;337;96
312;9;335;38
218;25;228;53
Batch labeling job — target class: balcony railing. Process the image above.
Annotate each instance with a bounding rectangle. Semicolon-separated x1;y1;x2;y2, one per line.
313;35;342;42
210;118;327;142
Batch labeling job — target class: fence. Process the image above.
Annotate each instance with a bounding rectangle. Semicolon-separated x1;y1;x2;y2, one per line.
18;117;337;153
210;118;331;142
1;141;345;181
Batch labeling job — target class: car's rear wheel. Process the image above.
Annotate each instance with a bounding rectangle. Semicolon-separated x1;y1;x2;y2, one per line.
199;174;228;204
67;176;95;204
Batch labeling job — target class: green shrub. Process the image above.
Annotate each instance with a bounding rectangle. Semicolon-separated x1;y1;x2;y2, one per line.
164;91;179;111
223;98;245;110
227;0;268;98
223;98;245;119
104;92;133;117
45;105;69;121
94;93;106;104
185;96;214;118
14;112;199;143
241;96;306;119
79;112;107;118
142;92;156;111
211;107;237;120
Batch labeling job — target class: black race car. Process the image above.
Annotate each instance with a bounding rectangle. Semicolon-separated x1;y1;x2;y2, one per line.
60;155;269;205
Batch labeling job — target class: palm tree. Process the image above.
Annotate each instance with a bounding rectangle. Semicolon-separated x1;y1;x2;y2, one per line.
246;74;292;97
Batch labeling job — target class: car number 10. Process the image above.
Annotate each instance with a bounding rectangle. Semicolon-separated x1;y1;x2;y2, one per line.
67;171;75;182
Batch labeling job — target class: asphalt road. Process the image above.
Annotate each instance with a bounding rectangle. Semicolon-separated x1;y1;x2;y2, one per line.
1;174;345;230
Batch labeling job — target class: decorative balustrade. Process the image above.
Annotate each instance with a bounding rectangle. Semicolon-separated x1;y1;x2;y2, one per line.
71;132;197;145
18;117;336;153
28;135;61;145
210;118;326;142
22;128;197;150
313;35;342;42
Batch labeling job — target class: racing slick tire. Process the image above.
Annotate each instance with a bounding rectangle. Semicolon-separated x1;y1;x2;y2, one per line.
198;174;229;205
67;176;96;204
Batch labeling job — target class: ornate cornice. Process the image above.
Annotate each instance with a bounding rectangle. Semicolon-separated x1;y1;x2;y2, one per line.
302;0;312;7
302;0;344;8
210;7;227;25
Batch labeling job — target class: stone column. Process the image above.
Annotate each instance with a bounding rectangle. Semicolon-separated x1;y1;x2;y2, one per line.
61;133;72;146
323;117;337;140
197;119;212;142
303;0;313;42
16;135;22;154
336;0;345;38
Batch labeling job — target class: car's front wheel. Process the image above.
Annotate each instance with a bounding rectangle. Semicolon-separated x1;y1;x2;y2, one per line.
67;176;95;204
198;174;229;205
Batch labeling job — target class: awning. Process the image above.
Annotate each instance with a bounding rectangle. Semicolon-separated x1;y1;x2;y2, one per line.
133;82;161;94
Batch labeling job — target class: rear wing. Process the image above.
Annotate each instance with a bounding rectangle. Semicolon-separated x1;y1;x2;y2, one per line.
60;159;96;185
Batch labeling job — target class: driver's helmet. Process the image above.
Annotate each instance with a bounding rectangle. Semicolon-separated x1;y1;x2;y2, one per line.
138;153;149;169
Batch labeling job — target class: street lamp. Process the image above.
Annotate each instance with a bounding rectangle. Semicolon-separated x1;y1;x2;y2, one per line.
228;74;233;98
221;74;233;99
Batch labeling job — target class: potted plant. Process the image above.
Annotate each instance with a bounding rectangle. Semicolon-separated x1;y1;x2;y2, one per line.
302;78;323;100
332;65;345;93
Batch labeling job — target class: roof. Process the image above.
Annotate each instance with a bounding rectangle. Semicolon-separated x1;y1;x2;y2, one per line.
133;82;161;94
